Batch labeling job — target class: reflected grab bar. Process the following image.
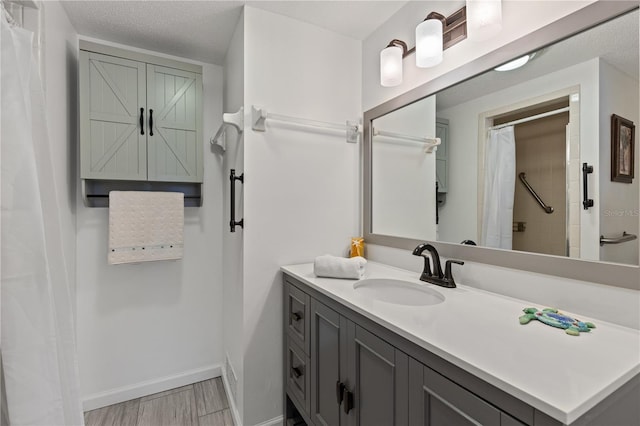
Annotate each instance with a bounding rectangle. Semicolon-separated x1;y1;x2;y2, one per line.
599;232;638;246
518;173;554;214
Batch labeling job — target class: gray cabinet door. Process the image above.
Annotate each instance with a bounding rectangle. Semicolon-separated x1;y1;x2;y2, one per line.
310;300;347;426
346;323;408;426
409;358;501;426
146;65;202;182
80;51;146;180
435;118;448;193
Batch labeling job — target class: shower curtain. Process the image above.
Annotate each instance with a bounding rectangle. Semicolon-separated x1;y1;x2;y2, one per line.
1;11;84;426
481;126;516;249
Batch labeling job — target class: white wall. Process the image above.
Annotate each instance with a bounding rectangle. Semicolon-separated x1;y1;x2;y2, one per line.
222;9;245;423
240;7;361;425
362;0;595;110
75;47;226;407
599;60;639;265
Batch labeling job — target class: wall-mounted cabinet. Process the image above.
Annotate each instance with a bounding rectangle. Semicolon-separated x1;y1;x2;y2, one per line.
435;118;449;193
79;41;203;199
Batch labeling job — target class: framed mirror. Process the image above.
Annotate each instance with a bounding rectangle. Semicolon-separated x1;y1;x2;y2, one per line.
363;1;640;289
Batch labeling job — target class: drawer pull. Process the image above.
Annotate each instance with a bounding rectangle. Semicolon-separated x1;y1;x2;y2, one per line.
336;381;345;404
290;311;303;322
343;389;354;414
292;366;304;378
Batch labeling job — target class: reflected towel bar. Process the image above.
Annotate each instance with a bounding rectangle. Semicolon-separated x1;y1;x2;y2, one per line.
518;173;553;214
599;232;638;246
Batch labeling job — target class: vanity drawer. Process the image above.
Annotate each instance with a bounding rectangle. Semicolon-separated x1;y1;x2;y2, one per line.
285;280;310;354
287;337;310;415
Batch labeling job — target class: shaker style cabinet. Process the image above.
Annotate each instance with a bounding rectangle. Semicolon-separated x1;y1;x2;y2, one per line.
79;42;203;183
308;300;408;426
435;118;449;193
284;275;534;426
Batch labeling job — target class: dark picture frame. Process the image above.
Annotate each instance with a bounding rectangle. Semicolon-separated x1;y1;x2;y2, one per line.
611;114;635;183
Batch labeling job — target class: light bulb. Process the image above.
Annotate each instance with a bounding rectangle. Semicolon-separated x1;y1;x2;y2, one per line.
415;18;443;68
467;0;502;41
380;45;403;87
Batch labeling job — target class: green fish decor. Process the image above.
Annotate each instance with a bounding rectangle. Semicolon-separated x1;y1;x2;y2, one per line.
519;308;596;336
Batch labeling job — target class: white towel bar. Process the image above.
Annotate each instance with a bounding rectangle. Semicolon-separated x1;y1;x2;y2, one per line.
251;105;360;143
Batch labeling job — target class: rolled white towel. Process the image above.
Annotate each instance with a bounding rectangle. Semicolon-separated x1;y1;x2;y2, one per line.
314;255;367;279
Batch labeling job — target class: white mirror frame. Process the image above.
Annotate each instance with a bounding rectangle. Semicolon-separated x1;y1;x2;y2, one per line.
363;1;640;290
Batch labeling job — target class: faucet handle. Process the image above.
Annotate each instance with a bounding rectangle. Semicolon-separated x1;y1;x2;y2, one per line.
444;260;464;287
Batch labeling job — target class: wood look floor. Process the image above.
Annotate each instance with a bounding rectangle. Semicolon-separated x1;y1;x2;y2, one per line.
84;378;233;426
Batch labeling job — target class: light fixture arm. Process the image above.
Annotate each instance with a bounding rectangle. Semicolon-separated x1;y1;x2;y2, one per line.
386;39;409;57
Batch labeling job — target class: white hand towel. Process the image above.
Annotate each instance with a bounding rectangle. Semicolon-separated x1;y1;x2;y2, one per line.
108;191;184;265
314;255;367;279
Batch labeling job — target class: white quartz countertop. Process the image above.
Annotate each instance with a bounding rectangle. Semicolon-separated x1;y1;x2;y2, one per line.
281;261;640;425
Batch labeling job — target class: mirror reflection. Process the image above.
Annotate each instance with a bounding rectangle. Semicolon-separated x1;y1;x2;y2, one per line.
370;9;639;265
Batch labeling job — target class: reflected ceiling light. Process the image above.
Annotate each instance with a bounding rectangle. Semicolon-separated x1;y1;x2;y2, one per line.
416;12;445;68
494;53;535;71
467;0;502;41
379;7;468;87
380;39;407;87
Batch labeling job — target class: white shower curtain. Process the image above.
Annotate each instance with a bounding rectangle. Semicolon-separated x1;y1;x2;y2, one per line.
481;126;516;249
1;12;84;426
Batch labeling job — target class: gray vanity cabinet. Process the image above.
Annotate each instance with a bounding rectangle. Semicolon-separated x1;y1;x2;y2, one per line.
308;298;408;426
284;275;530;426
345;322;408;426
408;358;525;426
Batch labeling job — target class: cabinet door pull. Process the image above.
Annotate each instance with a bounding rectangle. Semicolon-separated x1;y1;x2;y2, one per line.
336;381;345;405
230;169;244;232
140;108;145;135
343;389;354;414
292;366;303;379
149;109;154;136
290;311;303;322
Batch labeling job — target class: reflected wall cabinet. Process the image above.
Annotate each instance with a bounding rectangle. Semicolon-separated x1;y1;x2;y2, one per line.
79;41;203;183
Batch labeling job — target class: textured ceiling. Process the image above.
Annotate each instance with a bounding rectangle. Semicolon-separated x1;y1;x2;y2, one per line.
60;0;409;64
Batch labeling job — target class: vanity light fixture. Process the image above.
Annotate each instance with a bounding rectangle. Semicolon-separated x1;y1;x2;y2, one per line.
467;0;502;41
379;7;467;87
416;12;445;68
380;39;407;87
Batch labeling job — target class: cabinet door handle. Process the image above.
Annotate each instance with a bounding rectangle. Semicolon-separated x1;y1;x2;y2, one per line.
336;381;345;405
229;169;244;232
149;109;154;136
140;108;145;135
290;311;303;322
582;162;594;209
343;389;354;414
292;366;303;379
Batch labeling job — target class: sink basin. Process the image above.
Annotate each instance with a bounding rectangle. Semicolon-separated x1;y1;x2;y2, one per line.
353;278;445;306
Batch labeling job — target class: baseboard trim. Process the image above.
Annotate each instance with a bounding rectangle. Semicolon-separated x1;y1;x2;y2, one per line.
220;365;242;426
254;415;284;426
82;364;222;411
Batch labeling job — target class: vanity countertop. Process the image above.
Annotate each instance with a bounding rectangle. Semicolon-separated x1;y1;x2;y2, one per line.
281;261;640;425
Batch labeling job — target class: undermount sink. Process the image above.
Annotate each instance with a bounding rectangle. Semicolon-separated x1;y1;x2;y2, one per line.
353;278;445;306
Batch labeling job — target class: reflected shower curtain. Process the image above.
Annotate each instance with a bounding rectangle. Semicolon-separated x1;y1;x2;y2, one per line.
1;13;84;426
481;127;516;249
